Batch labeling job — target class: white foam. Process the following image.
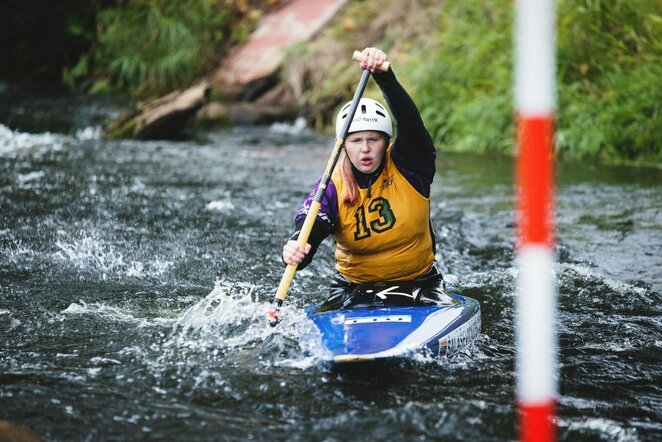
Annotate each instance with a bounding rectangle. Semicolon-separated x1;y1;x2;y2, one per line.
270;117;307;135
0;123;65;155
205;200;235;212
17;171;46;185
563;417;639;441
62;302;88;314
61;300;171;328
74;126;101;140
89;357;121;365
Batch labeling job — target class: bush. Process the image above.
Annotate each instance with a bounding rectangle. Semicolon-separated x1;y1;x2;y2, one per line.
407;0;662;163
410;0;513;154
82;0;280;97
555;0;662;163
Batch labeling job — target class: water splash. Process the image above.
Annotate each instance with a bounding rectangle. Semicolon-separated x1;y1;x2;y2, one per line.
269;117;307;135
74;126;101;140
54;230;173;280
55;231;126;276
1;234;34;257
170;279;263;343
0;123;65;156
162;279;331;368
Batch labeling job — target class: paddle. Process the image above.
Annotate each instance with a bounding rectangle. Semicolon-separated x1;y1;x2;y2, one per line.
267;52;390;326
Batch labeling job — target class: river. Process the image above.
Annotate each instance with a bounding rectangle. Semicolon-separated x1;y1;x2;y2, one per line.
1;95;661;441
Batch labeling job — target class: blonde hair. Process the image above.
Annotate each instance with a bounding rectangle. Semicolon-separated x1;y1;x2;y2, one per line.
340;152;359;206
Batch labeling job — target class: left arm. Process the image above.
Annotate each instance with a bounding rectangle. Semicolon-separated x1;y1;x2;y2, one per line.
358;48;437;196
374;68;436;193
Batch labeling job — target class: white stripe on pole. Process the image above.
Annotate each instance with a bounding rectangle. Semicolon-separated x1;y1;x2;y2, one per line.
516;245;557;403
515;0;556;115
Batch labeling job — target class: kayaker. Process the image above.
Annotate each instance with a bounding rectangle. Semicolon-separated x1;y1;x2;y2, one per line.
282;47;444;308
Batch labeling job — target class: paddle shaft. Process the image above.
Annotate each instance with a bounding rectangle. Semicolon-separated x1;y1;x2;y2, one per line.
273;68;372;306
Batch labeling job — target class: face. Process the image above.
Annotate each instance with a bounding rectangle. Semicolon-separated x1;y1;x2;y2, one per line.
344;130;388;174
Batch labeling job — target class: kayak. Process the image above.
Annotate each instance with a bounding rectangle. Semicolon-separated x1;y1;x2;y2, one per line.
306;281;481;365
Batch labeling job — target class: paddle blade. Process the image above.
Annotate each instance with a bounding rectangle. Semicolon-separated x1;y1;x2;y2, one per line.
267;308;280;327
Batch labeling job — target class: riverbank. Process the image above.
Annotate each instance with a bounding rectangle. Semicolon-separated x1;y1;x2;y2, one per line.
2;0;660;165
278;0;661;165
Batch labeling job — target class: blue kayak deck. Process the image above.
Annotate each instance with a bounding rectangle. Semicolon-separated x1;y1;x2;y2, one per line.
306;293;481;364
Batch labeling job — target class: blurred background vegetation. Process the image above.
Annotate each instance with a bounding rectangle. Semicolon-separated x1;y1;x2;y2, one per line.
409;0;662;164
1;0;660;165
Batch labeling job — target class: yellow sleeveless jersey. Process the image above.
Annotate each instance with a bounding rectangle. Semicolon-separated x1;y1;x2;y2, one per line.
331;148;435;283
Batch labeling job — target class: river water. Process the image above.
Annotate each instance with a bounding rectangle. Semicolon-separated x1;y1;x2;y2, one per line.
1;96;661;441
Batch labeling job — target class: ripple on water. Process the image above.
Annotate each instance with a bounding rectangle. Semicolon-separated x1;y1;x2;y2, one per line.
1;125;660;440
560;417;641;442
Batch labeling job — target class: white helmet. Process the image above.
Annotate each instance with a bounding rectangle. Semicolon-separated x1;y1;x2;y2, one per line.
335;98;393;138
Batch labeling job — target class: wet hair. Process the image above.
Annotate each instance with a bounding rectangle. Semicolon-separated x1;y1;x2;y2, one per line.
340;152;359;205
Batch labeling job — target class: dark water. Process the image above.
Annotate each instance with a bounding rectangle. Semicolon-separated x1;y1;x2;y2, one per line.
1;100;661;441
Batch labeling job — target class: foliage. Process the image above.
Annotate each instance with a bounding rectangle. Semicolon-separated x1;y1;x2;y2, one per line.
555;0;662;162
27;0;661;163
408;0;513;154
405;0;662;163
0;0;100;85
90;0;228;96
70;0;278;97
282;0;442;131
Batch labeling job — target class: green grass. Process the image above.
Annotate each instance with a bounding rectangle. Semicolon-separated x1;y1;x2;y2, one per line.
71;0;276;98
65;0;661;163
405;0;662;164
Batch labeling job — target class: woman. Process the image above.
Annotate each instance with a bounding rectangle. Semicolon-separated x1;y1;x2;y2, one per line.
282;47;445;309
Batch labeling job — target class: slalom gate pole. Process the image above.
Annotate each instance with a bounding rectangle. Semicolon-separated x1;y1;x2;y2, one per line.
515;1;558;441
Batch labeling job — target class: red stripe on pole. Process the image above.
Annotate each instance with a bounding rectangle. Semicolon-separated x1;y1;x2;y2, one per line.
519;401;556;442
516;115;555;248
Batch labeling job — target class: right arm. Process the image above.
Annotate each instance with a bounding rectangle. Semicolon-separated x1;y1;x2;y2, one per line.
282;178;339;269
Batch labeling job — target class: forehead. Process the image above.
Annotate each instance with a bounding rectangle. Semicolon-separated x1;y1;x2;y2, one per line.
347;130;384;138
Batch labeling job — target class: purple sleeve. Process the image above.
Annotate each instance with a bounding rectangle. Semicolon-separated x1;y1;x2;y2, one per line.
294;178;339;233
289;178;339;270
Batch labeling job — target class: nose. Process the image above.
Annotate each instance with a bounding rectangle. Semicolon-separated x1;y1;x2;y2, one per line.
359;140;371;152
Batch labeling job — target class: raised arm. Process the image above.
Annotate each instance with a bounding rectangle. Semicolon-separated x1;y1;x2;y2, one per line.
374;68;437;187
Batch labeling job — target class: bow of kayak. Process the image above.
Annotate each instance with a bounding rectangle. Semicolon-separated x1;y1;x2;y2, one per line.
306;285;481;365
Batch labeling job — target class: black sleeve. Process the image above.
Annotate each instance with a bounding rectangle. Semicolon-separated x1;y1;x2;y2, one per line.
373;68;436;186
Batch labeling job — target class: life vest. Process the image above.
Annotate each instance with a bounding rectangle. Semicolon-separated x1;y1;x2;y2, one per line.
331;148;435;283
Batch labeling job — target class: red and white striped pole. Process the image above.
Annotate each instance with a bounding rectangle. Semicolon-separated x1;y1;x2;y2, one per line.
515;1;557;441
